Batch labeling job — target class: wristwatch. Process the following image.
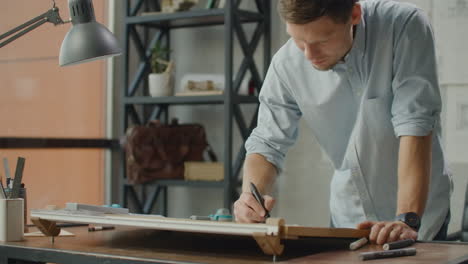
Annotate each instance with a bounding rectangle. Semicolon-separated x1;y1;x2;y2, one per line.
395;212;421;231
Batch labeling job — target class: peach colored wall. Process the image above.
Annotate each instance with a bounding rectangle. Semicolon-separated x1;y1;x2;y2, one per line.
0;0;108;221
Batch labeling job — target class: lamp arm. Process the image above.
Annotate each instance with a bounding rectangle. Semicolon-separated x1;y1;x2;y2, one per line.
0;7;66;48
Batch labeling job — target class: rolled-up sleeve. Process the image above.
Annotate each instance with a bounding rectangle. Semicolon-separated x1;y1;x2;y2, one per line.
245;60;302;172
391;9;441;137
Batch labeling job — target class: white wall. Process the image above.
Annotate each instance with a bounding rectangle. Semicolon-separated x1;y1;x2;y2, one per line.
114;0;468;234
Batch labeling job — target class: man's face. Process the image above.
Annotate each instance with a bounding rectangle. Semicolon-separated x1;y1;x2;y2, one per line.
286;4;362;71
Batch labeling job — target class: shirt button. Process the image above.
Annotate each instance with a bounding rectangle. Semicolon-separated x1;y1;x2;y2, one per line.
348;68;353;74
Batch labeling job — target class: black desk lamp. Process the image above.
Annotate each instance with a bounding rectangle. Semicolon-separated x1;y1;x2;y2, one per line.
0;0;121;66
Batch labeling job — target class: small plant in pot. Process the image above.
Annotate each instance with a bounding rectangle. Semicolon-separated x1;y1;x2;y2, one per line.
148;42;174;97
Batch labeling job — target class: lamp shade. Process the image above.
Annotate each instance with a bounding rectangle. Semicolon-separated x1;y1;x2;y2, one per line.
59;22;121;66
59;0;121;66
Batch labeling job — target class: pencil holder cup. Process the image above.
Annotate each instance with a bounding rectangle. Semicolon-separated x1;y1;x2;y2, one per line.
3;188;27;232
0;198;24;242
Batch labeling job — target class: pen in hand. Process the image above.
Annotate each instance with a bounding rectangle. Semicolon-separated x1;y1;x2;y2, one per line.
249;182;270;218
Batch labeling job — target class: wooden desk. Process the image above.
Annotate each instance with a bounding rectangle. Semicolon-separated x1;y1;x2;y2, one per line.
0;227;467;264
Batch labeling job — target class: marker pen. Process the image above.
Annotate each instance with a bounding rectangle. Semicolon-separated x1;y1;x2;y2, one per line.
383;239;415;250
360;248;417;261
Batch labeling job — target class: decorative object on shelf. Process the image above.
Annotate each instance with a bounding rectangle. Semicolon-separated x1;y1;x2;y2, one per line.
184;161;223;181
176;79;223;96
188;80;216;91
161;0;198;13
148;41;174;97
177;73;223;96
124;119;217;184
175;73;249;96
180;80;223;96
0;0;121;66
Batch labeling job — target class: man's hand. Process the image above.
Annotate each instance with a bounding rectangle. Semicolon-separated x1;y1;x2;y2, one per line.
234;192;275;223
357;220;417;245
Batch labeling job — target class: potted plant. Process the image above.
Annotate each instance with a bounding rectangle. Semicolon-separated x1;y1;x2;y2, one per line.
148;42;174;97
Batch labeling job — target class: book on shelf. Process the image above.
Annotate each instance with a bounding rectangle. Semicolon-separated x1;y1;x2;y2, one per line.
175;90;223;96
141;11;162;16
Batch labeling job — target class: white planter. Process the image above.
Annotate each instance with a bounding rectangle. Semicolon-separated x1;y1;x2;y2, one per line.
149;72;173;97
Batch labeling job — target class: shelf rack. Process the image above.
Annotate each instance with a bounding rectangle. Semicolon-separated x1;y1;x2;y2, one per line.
120;0;271;215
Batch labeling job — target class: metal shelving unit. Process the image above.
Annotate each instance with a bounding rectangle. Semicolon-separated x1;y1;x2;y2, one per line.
121;0;271;216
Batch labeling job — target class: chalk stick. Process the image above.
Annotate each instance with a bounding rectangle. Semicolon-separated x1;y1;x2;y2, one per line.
350;237;368;250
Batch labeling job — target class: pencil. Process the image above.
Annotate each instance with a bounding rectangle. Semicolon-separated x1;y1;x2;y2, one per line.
0;180;6;199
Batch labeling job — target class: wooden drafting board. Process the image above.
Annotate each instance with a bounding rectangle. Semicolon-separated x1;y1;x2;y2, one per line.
31;209;370;256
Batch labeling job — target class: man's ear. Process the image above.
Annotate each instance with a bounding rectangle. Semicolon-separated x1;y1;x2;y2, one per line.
351;3;362;26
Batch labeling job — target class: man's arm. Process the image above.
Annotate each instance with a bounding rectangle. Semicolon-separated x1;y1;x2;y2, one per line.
234;153;278;223
235;57;301;223
358;4;442;244
358;134;432;244
397;134;432;217
241;153;278;193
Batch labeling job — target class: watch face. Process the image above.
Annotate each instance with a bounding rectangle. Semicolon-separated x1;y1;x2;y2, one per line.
397;212;421;231
405;213;419;226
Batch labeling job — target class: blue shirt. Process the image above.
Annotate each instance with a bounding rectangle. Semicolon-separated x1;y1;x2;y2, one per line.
245;0;451;240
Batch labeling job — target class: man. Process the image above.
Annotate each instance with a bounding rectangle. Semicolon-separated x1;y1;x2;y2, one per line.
234;0;452;244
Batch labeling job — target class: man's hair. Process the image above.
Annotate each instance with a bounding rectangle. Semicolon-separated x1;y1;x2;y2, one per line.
278;0;358;24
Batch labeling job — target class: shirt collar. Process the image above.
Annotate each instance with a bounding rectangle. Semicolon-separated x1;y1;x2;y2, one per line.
333;11;366;70
353;12;367;56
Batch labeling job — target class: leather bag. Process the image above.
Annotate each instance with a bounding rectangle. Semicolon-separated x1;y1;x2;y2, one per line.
124;119;216;184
